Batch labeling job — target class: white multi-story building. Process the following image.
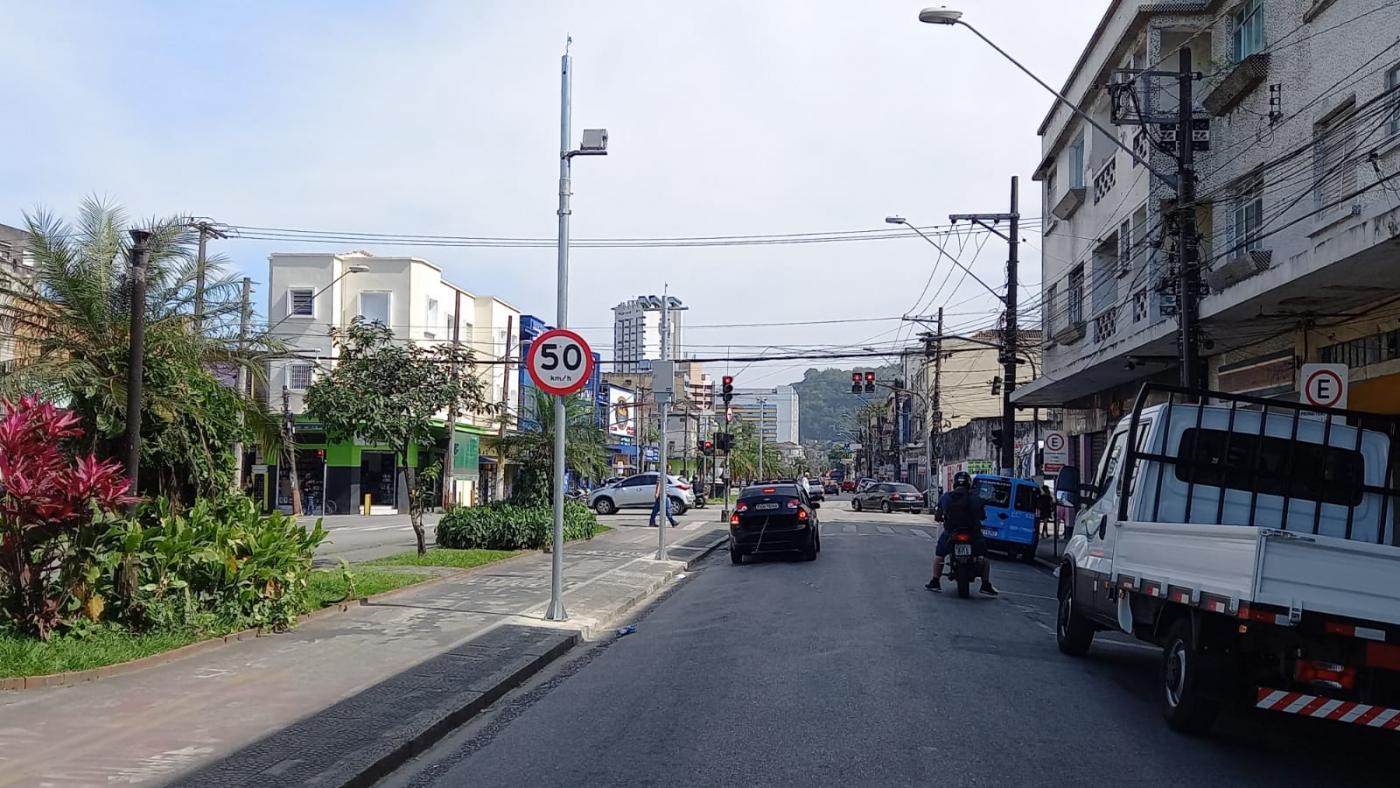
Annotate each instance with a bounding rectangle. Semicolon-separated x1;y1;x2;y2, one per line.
726;385;800;445
1015;0;1400;470
612;297;684;372
265;251;521;513
0;223;33;366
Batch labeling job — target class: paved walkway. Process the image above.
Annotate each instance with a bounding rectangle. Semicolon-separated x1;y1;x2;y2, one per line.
0;525;727;787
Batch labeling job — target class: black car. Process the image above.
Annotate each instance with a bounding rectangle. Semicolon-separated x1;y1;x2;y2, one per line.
729;483;820;564
850;481;925;514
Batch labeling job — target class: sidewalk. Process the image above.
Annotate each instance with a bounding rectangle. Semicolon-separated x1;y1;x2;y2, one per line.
0;524;728;788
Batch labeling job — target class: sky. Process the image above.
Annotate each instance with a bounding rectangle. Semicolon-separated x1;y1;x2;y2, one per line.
2;0;1107;388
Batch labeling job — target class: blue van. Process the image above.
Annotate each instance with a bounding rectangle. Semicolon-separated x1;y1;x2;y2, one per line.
972;474;1040;562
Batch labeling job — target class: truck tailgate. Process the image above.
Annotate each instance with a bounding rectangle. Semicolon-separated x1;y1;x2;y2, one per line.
1255;530;1400;628
1112;521;1261;605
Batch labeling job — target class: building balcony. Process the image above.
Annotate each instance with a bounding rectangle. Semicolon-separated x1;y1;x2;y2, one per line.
1051;187;1087;221
1053;320;1087;346
1202;53;1270;117
1092;156;1117;205
1206;249;1272;293
1092;305;1119;343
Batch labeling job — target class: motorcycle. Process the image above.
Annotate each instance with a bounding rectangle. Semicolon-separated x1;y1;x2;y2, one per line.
943;527;985;599
692;489;708;509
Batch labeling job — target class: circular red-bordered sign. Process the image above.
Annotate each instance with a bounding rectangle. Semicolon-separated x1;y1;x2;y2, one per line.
1303;368;1345;407
526;328;595;396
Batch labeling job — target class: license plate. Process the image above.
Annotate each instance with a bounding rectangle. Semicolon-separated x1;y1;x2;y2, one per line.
954;544;972;556
982;528;997;538
756;502;779;510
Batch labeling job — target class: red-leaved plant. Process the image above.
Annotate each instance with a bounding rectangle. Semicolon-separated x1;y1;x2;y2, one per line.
0;395;137;639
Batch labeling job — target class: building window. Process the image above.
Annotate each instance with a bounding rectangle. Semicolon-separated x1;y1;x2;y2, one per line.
288;288;315;318
1117;218;1132;276
1231;176;1264;253
1313;101;1358;211
1045;168;1057;224
289;363;314;391
425;297;440;339
1387;63;1400;138
1068;265;1085;325
359;292;391;327
1068;133;1085;189
1044;284;1058;335
445;311;454;340
1232;0;1264;61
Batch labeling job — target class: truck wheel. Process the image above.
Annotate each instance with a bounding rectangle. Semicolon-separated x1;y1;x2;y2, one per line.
1056;569;1095;656
1161;620;1221;735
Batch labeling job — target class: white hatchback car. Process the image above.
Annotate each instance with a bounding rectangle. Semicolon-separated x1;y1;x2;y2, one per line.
589;473;695;515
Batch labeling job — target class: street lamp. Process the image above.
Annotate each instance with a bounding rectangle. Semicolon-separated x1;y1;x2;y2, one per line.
547;40;609;621
635;292;687;561
916;7;1172;185
260;263;370;341
886;216;1003;302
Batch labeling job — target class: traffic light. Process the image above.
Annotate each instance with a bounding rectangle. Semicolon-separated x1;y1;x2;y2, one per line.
703;439;715;456
851;372;862;394
863;370;876;394
722;375;734;404
990;375;1002;396
990;428;1003;451
715;432;732;452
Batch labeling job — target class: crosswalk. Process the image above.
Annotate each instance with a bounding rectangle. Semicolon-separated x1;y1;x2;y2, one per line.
824;522;937;539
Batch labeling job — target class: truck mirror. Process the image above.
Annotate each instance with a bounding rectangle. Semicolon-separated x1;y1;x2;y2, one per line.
1054;466;1081;507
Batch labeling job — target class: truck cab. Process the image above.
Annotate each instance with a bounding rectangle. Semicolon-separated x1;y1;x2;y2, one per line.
1053;383;1400;736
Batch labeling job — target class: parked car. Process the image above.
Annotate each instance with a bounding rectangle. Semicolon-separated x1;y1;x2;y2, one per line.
729;482;820;563
855;477;877;493
589;473;695;515
807;482;825;502
851;481;924;513
840;479;858;492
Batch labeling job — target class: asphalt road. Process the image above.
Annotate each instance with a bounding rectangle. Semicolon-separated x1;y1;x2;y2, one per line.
381;501;1400;787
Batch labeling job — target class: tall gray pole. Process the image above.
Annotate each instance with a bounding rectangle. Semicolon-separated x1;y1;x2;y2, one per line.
757;396;766;480
193;224;209;333
656;290;671;561
1176;48;1201;394
546;49;573;621
1000;176;1019;476
124;230;152;495
233;276;252;490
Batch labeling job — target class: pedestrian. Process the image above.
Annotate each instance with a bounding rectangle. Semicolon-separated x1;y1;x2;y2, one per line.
1037;484;1056;538
649;474;678;528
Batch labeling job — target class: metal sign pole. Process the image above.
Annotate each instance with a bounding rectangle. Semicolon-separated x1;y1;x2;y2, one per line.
545;48;573;622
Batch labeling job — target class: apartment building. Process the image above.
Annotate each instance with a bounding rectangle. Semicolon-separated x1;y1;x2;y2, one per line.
611;297;684;372
264;251;521;514
0;223;33;366
1015;0;1400;469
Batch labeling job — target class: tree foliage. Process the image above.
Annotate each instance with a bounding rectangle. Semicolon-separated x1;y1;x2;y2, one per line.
0;199;279;502
484;387;607;507
790;365;899;442
304;319;494;554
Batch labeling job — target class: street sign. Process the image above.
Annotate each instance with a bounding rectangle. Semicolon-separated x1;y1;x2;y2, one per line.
1300;363;1348;409
1043;430;1068;474
526;328;595;396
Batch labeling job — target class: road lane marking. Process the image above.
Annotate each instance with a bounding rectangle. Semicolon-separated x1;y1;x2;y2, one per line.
843;525;857;534
875;526;893;535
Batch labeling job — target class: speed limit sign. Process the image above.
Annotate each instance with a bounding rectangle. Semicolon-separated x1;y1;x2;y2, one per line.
527;328;595;396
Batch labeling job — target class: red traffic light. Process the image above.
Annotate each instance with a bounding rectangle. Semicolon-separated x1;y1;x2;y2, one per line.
864;371;876;382
851;372;861;382
722;375;733;386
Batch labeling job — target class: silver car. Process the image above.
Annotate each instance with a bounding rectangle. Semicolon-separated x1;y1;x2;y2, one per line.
589;473;695;515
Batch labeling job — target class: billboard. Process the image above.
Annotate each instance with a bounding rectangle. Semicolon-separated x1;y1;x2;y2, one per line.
609;387;636;439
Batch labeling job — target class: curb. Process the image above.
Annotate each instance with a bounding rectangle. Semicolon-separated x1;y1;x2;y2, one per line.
0;553;533;693
341;631;579;788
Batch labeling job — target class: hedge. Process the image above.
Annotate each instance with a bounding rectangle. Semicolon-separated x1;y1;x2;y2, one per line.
436;500;599;550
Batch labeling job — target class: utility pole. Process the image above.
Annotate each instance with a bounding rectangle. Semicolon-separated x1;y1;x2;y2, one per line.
949;175;1019;476
496;315;514;502
757;396;767;480
282;385;302;515
1176;48;1202;392
443;289;464;508
124;230;152;495
189;219;227;335
656;290;672;561
1003;176;1019;476
233;276;252;490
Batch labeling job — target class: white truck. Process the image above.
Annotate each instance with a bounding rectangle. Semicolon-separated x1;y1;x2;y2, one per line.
1053;383;1400;735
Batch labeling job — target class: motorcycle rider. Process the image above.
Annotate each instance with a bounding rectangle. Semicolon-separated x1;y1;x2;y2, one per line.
927;471;999;596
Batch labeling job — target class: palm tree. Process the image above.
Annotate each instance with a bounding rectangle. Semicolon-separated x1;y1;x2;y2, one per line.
0;198;280;502
485;388;609;505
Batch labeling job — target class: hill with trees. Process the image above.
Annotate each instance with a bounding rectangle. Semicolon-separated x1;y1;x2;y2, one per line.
792;365;898;443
